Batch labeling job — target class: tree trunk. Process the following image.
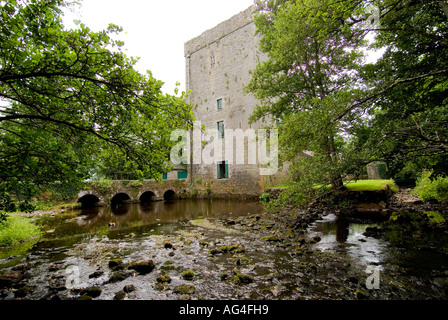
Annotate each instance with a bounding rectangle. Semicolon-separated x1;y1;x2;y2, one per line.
326;134;344;190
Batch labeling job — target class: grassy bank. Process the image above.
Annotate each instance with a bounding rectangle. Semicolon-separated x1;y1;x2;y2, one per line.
268;179;399;192
0;214;43;247
342;180;399;192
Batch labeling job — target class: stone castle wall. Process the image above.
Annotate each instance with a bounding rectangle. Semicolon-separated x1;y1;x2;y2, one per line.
184;6;289;197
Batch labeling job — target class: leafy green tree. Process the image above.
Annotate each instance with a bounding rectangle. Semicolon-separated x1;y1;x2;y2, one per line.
249;0;448;207
0;0;192;205
348;0;448;178
248;0;367;196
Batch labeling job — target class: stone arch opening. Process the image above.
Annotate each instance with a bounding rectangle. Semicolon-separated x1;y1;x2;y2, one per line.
140;191;156;204
111;193;131;207
78;194;100;209
163;190;177;201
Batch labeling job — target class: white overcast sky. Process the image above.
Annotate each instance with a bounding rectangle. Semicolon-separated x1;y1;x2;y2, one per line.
63;0;255;95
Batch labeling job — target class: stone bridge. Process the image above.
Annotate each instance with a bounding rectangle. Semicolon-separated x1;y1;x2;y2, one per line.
77;180;191;207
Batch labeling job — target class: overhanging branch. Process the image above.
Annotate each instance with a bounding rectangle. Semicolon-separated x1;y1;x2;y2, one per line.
336;68;448;121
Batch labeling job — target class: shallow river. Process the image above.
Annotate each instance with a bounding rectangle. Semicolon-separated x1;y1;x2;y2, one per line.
0;200;447;300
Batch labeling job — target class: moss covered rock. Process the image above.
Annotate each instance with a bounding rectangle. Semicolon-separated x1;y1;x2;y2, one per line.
128;260;155;275
173;284;196;295
182;270;195;280
156;274;172;284
80;286;102;298
232;273;254;285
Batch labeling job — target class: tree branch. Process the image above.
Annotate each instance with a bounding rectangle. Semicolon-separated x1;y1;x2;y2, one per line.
0;71;127;89
336;68;448;121
0;114;123;147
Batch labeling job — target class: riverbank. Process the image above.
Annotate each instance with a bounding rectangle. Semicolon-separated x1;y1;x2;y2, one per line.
1;192;447;301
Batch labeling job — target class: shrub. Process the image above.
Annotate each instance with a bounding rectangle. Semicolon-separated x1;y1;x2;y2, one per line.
130;180;144;188
259;193;272;203
413;170;448;202
0;211;8;225
92;180;114;194
0;214;42;246
46;181;83;201
0;192;16;212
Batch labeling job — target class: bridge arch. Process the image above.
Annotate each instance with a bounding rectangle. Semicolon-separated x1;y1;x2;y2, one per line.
163;190;177;201
140;191;156;204
78;194;100;209
111;193;131;206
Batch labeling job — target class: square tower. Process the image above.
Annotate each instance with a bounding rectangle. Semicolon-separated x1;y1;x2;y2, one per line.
184;6;284;198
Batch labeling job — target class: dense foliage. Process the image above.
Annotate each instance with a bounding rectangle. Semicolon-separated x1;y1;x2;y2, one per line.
0;213;42;246
249;0;448;206
413;170;448;202
0;0;193;208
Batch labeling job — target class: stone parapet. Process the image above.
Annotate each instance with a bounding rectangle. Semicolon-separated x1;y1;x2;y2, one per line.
184;6;255;56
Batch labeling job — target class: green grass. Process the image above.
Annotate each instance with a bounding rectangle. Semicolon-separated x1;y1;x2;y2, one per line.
0;214;42;247
424;211;446;224
266;183;295;189
268;179;399;192
343;180;398;192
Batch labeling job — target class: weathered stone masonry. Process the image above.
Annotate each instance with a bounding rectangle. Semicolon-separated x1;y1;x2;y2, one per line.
184;6;287;199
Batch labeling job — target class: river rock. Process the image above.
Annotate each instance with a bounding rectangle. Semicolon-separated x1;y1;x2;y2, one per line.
128;260;155;275
156;274;172;284
123;284;137;293
108;270;132;283
12;263;33;272
89;270;105;279
182;270;194;280
173;284;195;295
80;287;102;298
346;275;359;284
232;273;254;285
114;290;126;300
228;244;245;254
262;236;282;242
108;258;124;270
355;289;367;299
164;242;174;249
0;271;23;288
14;285;33;298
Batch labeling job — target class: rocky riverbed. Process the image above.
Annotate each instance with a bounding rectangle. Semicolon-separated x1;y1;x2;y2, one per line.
0;199;447;300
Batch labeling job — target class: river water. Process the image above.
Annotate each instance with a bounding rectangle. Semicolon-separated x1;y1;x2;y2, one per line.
0;200;447;300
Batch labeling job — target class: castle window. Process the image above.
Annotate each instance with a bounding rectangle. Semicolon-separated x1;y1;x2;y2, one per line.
177;171;188;180
217;121;225;139
217;99;223;111
211;54;215;68
217;161;229;180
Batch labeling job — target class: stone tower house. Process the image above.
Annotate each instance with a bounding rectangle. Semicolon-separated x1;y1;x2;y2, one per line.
184;6;286;198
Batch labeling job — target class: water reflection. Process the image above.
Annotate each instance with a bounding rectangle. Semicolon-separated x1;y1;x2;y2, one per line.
72;199;263;232
309;214;387;265
336;218;349;243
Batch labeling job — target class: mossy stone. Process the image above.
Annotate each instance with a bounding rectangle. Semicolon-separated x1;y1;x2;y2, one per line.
156;274;172;284
182;270;194;280
173;284;195;295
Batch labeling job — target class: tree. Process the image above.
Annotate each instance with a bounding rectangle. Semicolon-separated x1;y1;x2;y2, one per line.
348;0;448;179
0;0;192;204
247;0;367;200
249;0;448;207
